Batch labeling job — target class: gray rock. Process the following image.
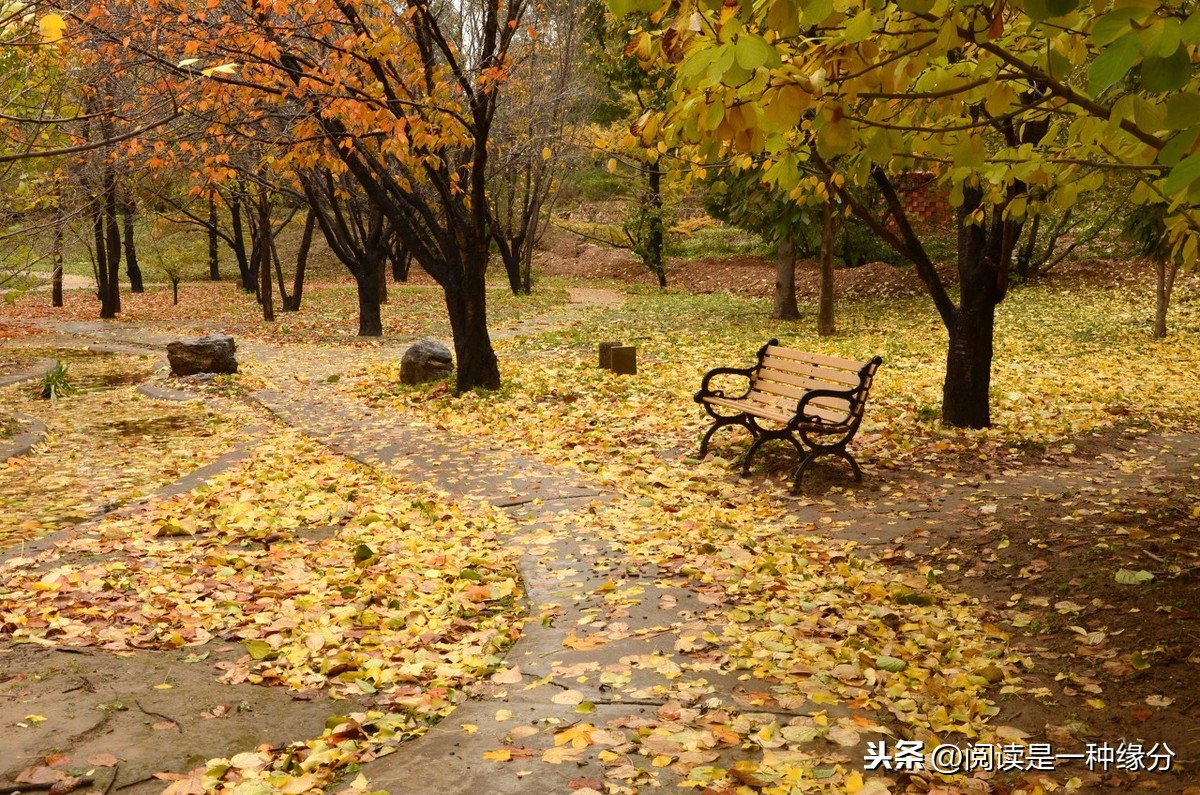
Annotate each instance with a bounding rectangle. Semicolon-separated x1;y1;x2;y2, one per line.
167;333;238;376
400;339;453;384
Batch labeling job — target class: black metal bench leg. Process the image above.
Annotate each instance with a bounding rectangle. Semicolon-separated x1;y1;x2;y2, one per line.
697;421;724;459
791;448;822;494
741;434;772;476
834;448;863;481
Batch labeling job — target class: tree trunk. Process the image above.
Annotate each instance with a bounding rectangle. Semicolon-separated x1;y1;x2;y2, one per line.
392;242;411;283
941;186;1002;429
170;278;179;305
101;166;122;318
444;264;500;392
284;211;313;312
377;253;388;305
51;202;64;308
208;194;220;281
773;238;799;320
257;191;274;322
818;202;836;336
648;162;666;289
1154;256;1179;339
229;191;254;293
123;194;144;293
93;197;108;305
355;258;384;336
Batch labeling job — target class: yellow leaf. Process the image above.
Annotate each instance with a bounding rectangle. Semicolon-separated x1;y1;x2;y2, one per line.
201;63;239;77
482;749;512;762
461;724;478;734
845;771;864;794
39;14;66;43
541;147;552;161
154;683;173;690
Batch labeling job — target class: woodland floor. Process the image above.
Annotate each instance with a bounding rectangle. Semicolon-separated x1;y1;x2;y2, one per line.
1;251;1199;795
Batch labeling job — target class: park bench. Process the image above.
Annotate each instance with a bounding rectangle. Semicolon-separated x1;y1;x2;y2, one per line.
694;339;883;493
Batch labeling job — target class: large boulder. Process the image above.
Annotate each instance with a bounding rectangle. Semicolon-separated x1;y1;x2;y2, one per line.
400;339;453;385
167;333;238;376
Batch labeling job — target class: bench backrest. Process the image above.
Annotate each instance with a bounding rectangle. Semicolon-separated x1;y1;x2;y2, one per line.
751;342;882;427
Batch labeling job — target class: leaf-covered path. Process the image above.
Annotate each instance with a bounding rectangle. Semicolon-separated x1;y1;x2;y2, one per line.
4;277;1197;794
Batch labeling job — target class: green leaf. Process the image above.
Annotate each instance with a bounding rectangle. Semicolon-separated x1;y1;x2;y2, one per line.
1115;568;1155;585
354;543;376;563
895;0;935;12
1158;128;1200;166
246;640;275;660
734;35;777;71
845;10;874;43
1141;47;1191;93
1165;94;1200;130
1092;7;1152;47
801;0;833;25
1087;33;1139;96
875;655;907;672
1044;0;1077;15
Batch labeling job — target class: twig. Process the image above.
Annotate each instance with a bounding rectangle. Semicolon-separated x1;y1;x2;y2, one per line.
0;778;93;794
134;699;182;732
103;766;119;795
115;776;155;792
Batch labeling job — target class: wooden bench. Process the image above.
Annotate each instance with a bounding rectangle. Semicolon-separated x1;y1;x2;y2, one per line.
694;339;882;493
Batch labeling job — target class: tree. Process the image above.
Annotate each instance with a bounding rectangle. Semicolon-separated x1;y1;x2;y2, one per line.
703;167;820;321
488;0;594;295
123;0;534;390
621;0;1200;427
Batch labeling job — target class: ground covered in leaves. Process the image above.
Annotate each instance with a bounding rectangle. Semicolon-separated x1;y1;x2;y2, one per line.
2;255;1199;795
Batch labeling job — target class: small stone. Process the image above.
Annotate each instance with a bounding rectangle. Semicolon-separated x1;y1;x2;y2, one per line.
167;334;238;376
400;339;454;385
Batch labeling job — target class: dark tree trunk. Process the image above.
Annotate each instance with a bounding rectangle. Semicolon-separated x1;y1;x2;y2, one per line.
942;184;1008;429
648;162;666;289
93;197;107;305
391;241;411;283
817;202;836;336
229;191;254;293
354;260;384;337
1154;256;1178;339
443;256;500;392
208;194;220;281
51;201;64;308
283;211;314;312
123;194;143;293
377;253;388;305
170;278;179;305
257;191;274;322
773;238;799;320
100;166;122;318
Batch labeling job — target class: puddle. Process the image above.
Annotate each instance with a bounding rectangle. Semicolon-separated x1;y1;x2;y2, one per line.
99;414;199;437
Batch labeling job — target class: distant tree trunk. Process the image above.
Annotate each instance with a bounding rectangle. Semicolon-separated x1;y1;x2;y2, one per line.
257;190;274;322
208;194;220;281
648;162;666;289
228;191;254;293
818;202;836;336
391;240;411;283
123;194;144;293
1154;256;1179;339
773;239;799;320
51;201;64;308
169;276;180;305
283;210;313;312
377;254;388;305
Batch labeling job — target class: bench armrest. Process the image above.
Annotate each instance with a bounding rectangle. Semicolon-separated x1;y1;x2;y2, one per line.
796;387;858;425
695;366;755;402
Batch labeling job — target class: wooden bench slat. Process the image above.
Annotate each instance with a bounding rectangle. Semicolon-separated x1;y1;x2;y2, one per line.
759;354;863;386
748;388;853;423
757;365;851;394
765;345;868;373
706;392;852;426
